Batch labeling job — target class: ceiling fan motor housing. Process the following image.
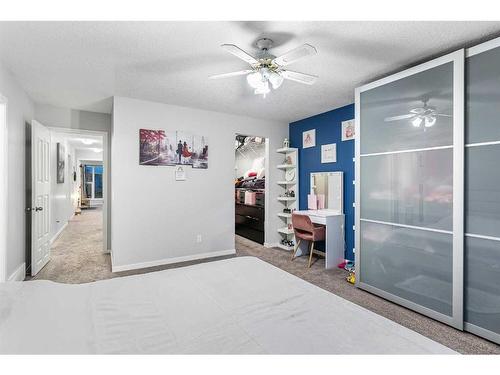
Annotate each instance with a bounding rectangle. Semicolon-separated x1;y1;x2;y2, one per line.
256;38;273;51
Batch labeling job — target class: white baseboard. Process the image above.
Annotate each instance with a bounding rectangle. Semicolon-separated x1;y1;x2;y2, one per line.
264;242;278;248
8;262;26;282
111;249;236;273
50;222;68;245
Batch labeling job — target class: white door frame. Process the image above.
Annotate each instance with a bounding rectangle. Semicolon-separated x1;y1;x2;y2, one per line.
233;133;270;246
47;127;110;253
0;93;7;282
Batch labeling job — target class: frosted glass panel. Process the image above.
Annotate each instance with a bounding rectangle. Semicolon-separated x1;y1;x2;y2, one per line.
360;62;453;154
466;145;500;238
361;148;453;231
466;46;500;144
464;43;500;343
360;221;453;316
465;237;500;334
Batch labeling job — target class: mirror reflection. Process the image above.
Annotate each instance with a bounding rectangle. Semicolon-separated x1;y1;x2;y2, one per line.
310;172;343;212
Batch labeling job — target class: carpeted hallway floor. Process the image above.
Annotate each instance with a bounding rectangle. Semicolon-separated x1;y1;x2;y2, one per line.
30;208;500;354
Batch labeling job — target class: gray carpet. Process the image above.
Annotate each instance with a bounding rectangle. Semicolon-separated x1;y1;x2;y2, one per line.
30;209;500;354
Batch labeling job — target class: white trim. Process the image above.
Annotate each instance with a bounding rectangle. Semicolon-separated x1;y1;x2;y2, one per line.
466;36;500;58
354;86;361;287
0;94;7;282
465;140;500;148
465;233;500;242
47;127;109;254
360;145;452;158
264;137;270;246
111;249;236;273
359;218;453;235
452;49;465;330
50;222;68;245
7;262;25;282
263;242;279;248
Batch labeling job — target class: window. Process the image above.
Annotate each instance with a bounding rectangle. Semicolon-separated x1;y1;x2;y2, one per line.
83;164;103;199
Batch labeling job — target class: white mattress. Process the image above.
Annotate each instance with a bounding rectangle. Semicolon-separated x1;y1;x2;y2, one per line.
0;256;456;354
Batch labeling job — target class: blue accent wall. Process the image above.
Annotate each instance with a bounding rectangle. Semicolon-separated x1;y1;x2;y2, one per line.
289;103;355;261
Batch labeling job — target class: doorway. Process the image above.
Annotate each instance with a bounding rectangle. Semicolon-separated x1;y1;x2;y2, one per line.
234;134;269;246
26;123;110;282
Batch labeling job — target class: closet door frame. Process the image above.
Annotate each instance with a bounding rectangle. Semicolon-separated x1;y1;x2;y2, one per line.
464;36;500;344
354;49;465;329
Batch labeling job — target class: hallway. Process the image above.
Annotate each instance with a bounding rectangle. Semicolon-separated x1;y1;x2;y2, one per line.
32;207;111;283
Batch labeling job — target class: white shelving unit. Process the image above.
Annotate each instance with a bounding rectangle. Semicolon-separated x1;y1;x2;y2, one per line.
276;147;299;251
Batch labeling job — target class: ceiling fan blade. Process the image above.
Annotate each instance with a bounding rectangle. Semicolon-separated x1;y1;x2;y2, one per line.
209;70;253;80
280;70;317;85
436;113;452;117
384;114;416;122
273;44;317;66
221;44;259;65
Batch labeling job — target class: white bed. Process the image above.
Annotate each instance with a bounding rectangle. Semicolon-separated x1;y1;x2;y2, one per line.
0;256;456;354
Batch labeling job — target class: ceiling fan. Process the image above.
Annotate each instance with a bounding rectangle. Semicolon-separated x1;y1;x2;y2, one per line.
384;99;451;128
209;38;318;98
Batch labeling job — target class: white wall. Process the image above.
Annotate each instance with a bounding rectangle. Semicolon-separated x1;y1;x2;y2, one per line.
112;97;288;270
49;133;77;242
0;62;34;280
35;103;111;133
75;148;103;162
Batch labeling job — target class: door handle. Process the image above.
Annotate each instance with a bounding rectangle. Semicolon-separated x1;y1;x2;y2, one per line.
26;207;43;212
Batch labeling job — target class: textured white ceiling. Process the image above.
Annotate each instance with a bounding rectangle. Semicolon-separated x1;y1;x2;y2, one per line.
1;21;499;123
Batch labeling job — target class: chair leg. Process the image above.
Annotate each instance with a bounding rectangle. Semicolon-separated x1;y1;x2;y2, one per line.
308;241;314;268
291;239;301;260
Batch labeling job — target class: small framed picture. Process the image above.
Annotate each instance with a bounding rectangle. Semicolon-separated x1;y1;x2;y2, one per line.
303;129;316;148
56;142;65;183
341;119;355;141
321;143;337;163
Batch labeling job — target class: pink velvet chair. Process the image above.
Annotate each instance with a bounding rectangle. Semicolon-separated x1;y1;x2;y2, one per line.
291;213;326;268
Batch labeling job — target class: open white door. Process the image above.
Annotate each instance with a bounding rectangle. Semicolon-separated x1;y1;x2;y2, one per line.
30;120;51;275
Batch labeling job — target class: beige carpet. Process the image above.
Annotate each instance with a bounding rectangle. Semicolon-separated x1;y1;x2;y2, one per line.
30;209;500;354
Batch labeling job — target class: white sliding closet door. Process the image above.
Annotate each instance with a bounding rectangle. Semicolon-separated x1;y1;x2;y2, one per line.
355;50;464;329
464;38;500;344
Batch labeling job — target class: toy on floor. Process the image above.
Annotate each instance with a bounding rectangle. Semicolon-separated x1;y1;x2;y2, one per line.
344;261;355;273
337;259;356;284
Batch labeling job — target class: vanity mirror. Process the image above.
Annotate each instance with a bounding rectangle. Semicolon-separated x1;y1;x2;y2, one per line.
310;172;343;213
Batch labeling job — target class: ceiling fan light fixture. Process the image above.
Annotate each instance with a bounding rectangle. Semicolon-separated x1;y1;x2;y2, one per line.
254;80;270;97
425;116;436;127
268;71;284;89
246;71;263;89
212;38;318;97
412;117;423;128
81;139;95;145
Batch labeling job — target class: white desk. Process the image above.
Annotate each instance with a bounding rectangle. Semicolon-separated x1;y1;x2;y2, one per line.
294;209;345;269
